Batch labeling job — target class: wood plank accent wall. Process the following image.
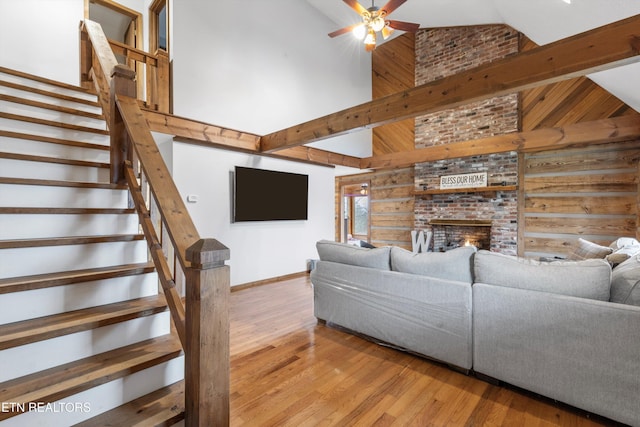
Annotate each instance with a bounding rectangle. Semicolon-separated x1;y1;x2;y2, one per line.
520;37;633;131
371;33;415;156
336;168;414;249
520;140;640;258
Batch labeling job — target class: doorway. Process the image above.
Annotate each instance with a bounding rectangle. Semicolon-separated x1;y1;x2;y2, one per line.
341;182;371;244
85;0;143;92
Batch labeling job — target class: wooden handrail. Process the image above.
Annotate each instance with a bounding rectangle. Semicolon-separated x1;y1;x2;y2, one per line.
80;20;170;113
115;94;200;272
81;18;230;425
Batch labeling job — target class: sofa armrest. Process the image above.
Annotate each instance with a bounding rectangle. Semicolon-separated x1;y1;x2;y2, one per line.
473;283;640;426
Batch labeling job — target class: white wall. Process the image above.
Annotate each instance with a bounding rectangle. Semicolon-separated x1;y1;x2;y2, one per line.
0;0;84;85
173;142;335;286
171;0;372;285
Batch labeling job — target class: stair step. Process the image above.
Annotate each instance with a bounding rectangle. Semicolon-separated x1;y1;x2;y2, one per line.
0;93;104;121
0;80;99;108
0;295;168;350
0;66;97;99
0;260;154;294
0;130;109;151
74;380;185;427
0;151;109;168
0;207;135;214
0;334;183;422
0;234;145;249
0;177;126;190
0;112;109;135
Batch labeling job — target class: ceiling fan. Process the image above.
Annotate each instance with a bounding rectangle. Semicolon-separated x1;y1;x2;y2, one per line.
328;0;420;51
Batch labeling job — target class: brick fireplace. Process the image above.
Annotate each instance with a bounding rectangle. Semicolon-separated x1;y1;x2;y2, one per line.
413;25;520;255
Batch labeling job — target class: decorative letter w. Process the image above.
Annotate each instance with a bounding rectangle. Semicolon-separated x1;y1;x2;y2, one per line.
411;230;432;254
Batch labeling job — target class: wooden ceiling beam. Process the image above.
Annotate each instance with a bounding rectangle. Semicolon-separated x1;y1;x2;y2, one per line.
360;114;640;169
141;108;361;168
260;14;640;153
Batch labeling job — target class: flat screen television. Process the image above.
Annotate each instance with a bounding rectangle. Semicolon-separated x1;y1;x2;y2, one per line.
233;166;309;222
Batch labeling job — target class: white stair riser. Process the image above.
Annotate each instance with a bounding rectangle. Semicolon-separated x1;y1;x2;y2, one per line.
0;185;129;209
0;118;109;146
0;71;99;103
0;241;149;278
0;312;170;382
0;158;108;182
1;100;106;130
0;357;185;427
0;273;159;325
0;214;139;239
0;136;109;163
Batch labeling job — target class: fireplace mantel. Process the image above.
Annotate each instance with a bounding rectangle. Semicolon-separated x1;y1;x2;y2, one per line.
429;219;492;227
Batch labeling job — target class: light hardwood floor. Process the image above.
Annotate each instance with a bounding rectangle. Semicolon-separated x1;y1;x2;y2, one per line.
229;275;624;426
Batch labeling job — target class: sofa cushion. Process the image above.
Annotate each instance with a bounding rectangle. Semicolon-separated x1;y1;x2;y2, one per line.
316;240;390;270
390;246;476;283
610;254;640;306
567;238;613;261
474;250;611;301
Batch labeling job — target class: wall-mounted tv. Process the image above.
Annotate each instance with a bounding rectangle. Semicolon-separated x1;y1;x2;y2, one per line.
233;166;309;222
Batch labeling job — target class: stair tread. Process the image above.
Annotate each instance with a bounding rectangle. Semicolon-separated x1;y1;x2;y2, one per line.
0;112;109;135
0;177;127;189
0;262;155;294
0;207;135;214
74;380;185;427
0;66;98;97
0;80;99;108
0;234;145;249
0;130;109;151
0;93;105;121
0;295;168;350
0;151;109;168
0;334;183;421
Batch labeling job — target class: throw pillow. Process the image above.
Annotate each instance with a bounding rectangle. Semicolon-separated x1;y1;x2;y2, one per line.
474;250;611;301
316;240;390;270
567;238;613;261
390;246;476;283
610;254;640;306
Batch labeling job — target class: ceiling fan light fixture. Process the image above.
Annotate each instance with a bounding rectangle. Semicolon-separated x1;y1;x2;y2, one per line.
371;15;385;32
352;23;367;40
381;23;394;39
364;28;376;49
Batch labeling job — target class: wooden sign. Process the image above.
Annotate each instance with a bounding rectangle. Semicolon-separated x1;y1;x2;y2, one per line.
440;172;487;189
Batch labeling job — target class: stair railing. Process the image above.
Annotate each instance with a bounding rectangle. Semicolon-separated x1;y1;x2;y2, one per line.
80;21;170;113
82;19;229;427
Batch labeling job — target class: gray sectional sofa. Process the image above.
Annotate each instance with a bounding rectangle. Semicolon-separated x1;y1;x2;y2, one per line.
310;240;640;426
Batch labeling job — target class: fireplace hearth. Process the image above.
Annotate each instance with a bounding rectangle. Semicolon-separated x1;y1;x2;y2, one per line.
428;219;492;251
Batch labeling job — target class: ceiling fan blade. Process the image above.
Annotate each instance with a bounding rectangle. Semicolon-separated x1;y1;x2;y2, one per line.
387;20;420;32
342;0;368;16
328;23;362;38
379;0;407;16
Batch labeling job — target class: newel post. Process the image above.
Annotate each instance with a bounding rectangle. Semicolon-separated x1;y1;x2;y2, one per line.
109;64;136;184
185;239;231;427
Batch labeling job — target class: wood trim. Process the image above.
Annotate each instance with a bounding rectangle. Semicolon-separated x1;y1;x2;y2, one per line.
144;109;360;168
361;114;640;169
261;15;640;152
231;271;309;292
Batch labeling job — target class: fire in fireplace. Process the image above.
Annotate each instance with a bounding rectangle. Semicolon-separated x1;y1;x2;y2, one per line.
428;219;492;251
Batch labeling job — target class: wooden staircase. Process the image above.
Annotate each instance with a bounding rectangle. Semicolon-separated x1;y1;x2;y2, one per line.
0;67;186;426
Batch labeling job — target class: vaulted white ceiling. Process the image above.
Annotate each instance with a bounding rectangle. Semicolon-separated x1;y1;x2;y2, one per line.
305;0;640;112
